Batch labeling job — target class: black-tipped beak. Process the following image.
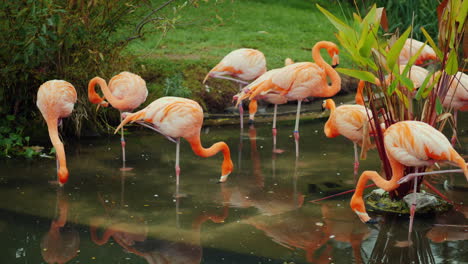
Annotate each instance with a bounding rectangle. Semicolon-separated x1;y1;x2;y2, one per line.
321;105;325;112
332;63;339;68
365;218;378;224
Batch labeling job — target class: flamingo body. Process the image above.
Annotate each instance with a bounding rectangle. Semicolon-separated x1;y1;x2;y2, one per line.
115;97;233;182
399;38;437;65
37;80;77;185
443;71;468;111
88;71;147;112
324;102;371;144
204;48;266;82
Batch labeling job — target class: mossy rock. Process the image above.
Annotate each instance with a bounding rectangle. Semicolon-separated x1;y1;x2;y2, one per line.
365;189;452;215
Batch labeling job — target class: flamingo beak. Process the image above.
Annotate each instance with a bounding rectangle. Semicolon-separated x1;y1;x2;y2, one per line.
332;54;339;68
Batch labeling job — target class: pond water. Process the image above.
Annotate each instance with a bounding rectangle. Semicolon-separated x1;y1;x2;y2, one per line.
1;98;467;264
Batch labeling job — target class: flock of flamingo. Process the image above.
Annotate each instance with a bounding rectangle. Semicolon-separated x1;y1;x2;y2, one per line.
37;38;468;226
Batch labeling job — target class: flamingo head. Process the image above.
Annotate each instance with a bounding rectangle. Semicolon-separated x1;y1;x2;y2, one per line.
219;159;234;183
58;167;69;185
326;44;340;68
321;99;334;111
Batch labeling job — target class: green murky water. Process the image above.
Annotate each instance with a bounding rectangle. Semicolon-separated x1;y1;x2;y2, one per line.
1;99;467;264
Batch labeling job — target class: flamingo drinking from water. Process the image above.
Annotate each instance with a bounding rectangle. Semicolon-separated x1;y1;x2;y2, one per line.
88;71;148;167
114;97;233;186
37;80;77;185
203;48;267;129
350;121;468;230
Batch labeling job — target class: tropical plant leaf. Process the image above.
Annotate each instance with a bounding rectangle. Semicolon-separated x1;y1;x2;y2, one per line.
446;49;459;75
336;68;378;83
421;27;443;59
435;97;444;115
386;26;412;70
415;71;435;100
456;0;468;32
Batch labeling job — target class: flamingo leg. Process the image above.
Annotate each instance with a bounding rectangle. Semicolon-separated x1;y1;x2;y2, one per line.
294;100;302;157
213;75;249;85
175;138;181;187
239;83;245;130
272;103;277;146
294;100;301;140
353;142;359;177
398;169;466;184
135;121;177;143
409;176;418;234
120;111;127;166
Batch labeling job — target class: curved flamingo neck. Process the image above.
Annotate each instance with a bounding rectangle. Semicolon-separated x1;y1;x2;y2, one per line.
46;118;68;183
311;42;341;97
88;77;127;110
187;134;232;176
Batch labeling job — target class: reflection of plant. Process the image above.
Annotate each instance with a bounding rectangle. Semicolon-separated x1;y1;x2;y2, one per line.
164;73;192;98
0;115;41;158
318;0;466;198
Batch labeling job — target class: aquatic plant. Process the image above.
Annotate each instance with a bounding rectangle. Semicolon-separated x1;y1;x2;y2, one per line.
318;0;467;199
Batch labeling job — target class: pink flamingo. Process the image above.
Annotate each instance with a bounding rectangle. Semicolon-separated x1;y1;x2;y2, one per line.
203;48;267;129
114;97;233;186
236;41;341;156
37;80;77;185
322;99;375;176
399;38;437;65
350;121;467;231
88;71;148;167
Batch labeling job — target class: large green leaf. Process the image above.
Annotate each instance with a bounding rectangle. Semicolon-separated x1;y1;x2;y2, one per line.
317;4;355;40
387;26;412;70
415;71;436;100
421;27;443;59
336;68;378;83
445;49;458;75
456;0;468;32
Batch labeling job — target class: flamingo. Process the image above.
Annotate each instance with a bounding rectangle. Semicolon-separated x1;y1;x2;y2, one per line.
399;38;437;66
88;71;148;167
37;80;77;185
203;48;267;129
322;99;374;176
350;121;468;229
236;41;341;156
114;97;233;185
441;71;468;144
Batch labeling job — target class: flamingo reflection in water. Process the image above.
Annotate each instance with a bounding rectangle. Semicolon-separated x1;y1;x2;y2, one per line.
222;125;304;216
90;201;228;264
41;188;80;264
246;201;371;263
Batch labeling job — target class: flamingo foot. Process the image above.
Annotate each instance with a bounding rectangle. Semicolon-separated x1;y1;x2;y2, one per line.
293;131;300;141
272;128;277;136
273;148;285;154
48;180;63;187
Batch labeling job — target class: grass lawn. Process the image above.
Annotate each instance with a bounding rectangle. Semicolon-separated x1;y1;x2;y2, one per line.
123;0;355;111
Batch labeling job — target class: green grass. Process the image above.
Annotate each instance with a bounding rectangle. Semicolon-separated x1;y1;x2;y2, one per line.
122;0;353;112
127;0;352;68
